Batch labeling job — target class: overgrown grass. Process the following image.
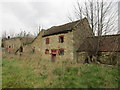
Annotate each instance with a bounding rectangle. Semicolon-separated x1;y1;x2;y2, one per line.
2;58;119;88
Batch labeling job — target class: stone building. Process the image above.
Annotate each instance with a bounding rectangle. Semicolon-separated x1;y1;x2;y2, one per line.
23;18;94;62
77;34;120;65
2;17;119;65
2;36;34;54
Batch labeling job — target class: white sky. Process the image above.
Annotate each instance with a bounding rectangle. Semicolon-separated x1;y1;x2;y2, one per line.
0;0;119;37
0;0;78;36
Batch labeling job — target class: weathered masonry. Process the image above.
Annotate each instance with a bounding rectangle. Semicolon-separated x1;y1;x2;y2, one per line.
2;17;120;65
24;18;94;62
77;35;120;65
2;36;34;54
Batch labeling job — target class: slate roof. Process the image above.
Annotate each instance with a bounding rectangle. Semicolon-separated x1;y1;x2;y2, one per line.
77;34;120;52
42;18;87;37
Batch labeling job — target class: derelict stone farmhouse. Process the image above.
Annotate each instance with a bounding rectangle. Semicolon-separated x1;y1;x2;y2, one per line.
2;36;34;54
23;18;93;62
2;18;120;65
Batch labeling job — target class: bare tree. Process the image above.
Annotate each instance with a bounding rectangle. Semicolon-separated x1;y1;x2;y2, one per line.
70;0;118;36
34;26;42;36
69;0;119;63
2;30;7;39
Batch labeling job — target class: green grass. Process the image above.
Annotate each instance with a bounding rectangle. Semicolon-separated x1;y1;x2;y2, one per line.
2;58;119;88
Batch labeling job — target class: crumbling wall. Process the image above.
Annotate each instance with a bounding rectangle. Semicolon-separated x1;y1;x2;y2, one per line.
2;38;22;54
98;52;120;65
77;52;120;66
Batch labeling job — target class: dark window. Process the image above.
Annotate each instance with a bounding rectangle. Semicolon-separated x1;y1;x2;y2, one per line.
59;35;64;43
45;49;49;54
58;49;64;55
46;38;49;44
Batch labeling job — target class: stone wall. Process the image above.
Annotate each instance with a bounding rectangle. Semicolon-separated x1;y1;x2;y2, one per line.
73;18;94;62
2;36;34;54
23;30;74;62
76;52;88;63
98;52;120;65
40;31;74;62
23;30;45;56
22;18;94;62
2;38;23;53
77;52;120;65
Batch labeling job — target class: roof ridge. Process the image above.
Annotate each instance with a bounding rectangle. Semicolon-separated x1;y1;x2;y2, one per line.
47;17;88;31
42;17;88;37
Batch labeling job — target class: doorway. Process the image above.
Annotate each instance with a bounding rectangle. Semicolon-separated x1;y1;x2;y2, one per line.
51;54;56;62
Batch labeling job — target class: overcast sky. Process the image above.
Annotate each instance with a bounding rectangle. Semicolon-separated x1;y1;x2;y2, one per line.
0;0;79;36
0;0;119;37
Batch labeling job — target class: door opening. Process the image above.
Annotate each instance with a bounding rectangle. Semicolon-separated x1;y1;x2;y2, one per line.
51;54;56;62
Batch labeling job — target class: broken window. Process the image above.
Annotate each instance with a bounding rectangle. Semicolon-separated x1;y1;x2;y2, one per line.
46;38;50;44
51;49;57;54
45;49;49;54
59;35;64;43
58;49;64;55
